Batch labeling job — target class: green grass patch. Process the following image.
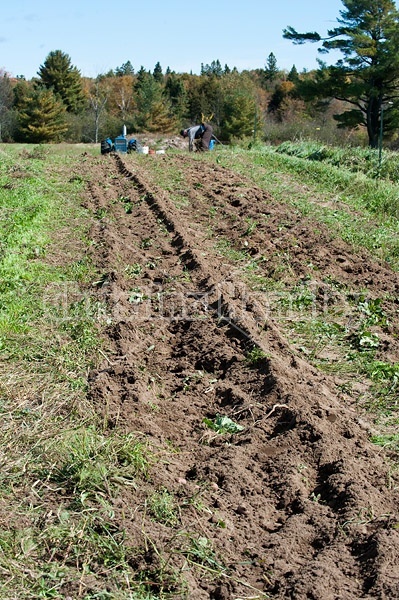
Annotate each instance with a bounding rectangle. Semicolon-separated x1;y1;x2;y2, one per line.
371;433;399;452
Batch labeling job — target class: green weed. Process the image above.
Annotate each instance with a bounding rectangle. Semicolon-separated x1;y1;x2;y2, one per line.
95;207;108;219
140;237;153;249
125;263;143;277
242;217;258;236
348;329;380;351
119;195;133;213
183;535;226;573
245;346;268;365
208;206;218;217
203;414;244;435
356;296;388;328
366;360;399;385
129;287;149;304
147;488;179;526
215;238;249;261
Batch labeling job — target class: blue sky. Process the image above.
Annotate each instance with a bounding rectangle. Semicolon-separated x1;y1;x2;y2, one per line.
1;1;357;79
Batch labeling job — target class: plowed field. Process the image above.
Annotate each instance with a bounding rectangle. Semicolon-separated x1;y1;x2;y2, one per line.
75;150;399;599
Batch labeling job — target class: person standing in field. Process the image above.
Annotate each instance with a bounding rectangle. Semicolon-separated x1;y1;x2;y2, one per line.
180;122;214;151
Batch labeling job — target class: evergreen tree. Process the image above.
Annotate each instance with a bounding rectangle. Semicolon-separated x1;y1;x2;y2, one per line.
115;61;135;77
287;65;299;83
264;52;279;82
201;60;223;77
268;81;296;121
199;76;224;125
101;69;115;79
17;88;67;142
136;66;149;84
153;62;163;83
283;0;399;147
184;76;203;123
147;99;177;133
222;91;257;140
134;71;175;132
13;78;33;109
37;50;86;114
164;73;188;120
221;72;260;140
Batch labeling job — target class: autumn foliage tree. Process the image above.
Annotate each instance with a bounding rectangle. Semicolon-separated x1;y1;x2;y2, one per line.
4;45;379;145
0;70;15;140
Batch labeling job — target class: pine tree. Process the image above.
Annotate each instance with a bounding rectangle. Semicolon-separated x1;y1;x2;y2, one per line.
17;88;68;142
221;72;260;140
115;61;135;77
164;74;188;120
201;60;223;77
287;65;299;83
222;91;257;140
153;62;163;83
264;52;279;82
37;50;86;114
283;0;399;147
134;71;175;132
147;99;177;133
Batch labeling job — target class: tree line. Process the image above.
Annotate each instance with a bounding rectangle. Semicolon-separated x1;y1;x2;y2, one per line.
0;51;310;145
1;1;399;148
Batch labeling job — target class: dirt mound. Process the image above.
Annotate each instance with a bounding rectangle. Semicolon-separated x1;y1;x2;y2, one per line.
76;151;399;599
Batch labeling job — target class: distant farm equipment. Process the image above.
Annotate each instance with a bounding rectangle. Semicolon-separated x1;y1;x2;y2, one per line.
101;126;142;155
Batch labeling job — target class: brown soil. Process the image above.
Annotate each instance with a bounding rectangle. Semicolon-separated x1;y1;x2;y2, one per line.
75;151;399;599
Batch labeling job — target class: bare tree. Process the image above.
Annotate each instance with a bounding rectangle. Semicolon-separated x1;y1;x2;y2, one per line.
88;79;109;142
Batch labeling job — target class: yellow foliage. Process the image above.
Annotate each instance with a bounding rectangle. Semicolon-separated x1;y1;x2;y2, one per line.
201;112;214;123
280;81;295;94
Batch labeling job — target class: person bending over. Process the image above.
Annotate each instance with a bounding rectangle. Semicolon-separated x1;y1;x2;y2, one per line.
180;122;213;151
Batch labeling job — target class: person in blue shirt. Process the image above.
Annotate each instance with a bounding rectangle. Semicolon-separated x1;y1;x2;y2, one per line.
180;123;214;151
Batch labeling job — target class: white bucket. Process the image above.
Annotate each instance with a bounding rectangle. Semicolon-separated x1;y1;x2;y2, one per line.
142;146;149;154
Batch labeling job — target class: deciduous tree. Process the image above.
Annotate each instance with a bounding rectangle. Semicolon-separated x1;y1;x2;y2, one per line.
0;70;15;140
85;78;110;142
